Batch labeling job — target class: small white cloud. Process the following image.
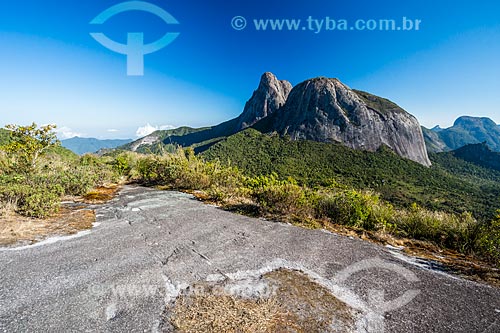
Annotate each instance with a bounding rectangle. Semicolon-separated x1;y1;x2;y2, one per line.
159;125;176;130
136;124;157;137
107;129;119;133
56;127;82;139
136;124;175;137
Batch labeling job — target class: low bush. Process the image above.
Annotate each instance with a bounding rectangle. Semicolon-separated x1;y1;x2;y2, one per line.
0;183;61;218
394;204;479;250
17;187;61;218
476;212;500;266
0;153;119;218
132;149;244;191
0;152;11;175
57;165;118;196
315;190;384;230
250;178;310;216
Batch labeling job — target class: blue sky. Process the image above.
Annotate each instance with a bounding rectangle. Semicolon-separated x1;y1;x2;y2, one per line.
0;0;499;139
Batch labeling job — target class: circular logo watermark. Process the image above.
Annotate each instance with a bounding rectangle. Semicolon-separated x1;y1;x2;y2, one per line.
231;16;247;30
333;257;420;332
90;1;180;76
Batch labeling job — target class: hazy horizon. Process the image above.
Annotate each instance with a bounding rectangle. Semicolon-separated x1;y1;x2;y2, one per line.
54;98;499;141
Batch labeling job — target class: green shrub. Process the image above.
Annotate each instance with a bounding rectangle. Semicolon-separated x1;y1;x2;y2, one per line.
247;175;310;216
315;190;383;230
18;188;60;218
80;154;103;167
112;153;133;176
0;183;30;207
0;148;119;218
394;204;478;249
476;212;500;265
147;152;205;188
205;162;244;189
0;152;11;174
371;202;397;233
135;156;160;183
36;157;118;196
132;149;243;191
0;183;61;218
56;167;96;196
79;156;120;185
202;164;245;203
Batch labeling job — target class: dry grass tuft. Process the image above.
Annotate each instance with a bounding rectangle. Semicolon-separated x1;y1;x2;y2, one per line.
168;269;356;333
0;200;17;218
171;293;282;333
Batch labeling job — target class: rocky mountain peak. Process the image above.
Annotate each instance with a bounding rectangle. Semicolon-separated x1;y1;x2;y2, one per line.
260;71;281;85
268;76;431;166
431;125;443;132
453;116;497;129
236;72;292;130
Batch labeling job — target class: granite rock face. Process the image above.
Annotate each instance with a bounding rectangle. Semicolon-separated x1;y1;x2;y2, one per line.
236;72;292;130
269;77;431;166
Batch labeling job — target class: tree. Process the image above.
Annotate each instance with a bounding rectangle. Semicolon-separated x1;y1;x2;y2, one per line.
0;123;59;171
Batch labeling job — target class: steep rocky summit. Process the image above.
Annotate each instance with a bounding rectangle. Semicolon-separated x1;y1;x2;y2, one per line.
236;72;292;130
264;77;431;166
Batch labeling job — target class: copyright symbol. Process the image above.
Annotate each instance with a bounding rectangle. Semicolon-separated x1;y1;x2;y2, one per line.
231;16;247;30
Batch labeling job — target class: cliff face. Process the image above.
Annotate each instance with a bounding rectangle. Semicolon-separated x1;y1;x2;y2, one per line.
267;77;431;166
236;72;292;130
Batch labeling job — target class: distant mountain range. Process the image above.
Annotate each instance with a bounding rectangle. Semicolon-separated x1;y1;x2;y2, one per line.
1;129;129;156
121;72;431;166
61;137;132;155
422;116;500;153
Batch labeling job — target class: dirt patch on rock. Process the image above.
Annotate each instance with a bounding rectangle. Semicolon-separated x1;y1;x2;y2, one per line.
0;185;121;247
167;269;356;333
82;185;120;204
0;206;95;247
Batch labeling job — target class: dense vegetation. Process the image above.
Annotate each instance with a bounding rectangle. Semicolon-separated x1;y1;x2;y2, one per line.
441;143;500;171
203;129;500;221
0;124;119;218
